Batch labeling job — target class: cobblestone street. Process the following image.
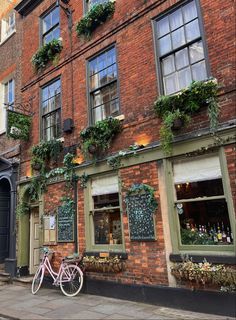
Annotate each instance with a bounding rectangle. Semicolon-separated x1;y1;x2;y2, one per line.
0;284;234;320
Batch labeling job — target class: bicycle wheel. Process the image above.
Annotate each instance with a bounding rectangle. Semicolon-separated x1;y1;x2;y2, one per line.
59;264;83;297
32;265;44;294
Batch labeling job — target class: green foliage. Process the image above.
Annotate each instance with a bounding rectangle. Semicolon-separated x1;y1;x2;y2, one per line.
60;196;75;217
107;150;128;169
32;139;63;163
76;1;115;38
32;39;63;71
160;110;191;156
180;228;214;245
154;79;220;155
171;256;236;291
80;116;122;159
7;111;31;141
125;183;158;211
16;202;30;217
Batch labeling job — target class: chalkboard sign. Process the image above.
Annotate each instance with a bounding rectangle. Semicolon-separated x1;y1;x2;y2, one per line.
126;193;156;241
57;206;74;242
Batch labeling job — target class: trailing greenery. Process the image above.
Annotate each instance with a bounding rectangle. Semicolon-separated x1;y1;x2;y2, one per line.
154;78;219;155
32;39;63;71
107;144;141;169
125;183;158;211
76;1;115;38
171;256;236;291
60;196;75;217
16;201;30;217
31;139;63;164
7;110;31;141
80;116;122;159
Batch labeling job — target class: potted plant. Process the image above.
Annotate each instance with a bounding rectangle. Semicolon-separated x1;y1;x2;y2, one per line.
31;156;44;171
80;116;122;159
76;1;116;39
32;38;63;71
154;78;220;155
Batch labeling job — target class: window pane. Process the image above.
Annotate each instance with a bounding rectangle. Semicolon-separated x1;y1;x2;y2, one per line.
159;34;172;55
172;27;185;49
178;67;191;89
44;33;53;44
189;41;204;63
94;209;122;244
175;179;224;200
175;48;189;70
183;1;197;23
51;7;59;26
170;8;183;31
52;27;60;40
162;55;175;75
157;16;170;37
178;199;233;245
192;60;207;81
43;14;51;33
185;19;200;42
164;73;178;94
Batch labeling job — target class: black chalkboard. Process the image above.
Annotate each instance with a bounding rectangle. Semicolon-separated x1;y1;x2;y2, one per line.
126;193;156;241
57;206;74;242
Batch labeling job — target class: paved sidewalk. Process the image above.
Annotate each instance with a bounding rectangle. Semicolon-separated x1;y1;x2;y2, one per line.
0;284;234;320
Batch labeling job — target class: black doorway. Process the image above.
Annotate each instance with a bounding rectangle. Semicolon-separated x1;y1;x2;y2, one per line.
0;179;10;263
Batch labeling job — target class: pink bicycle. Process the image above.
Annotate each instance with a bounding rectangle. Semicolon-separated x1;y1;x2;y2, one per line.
32;247;83;297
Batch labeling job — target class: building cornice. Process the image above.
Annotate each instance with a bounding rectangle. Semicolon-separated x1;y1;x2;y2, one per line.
15;0;43;16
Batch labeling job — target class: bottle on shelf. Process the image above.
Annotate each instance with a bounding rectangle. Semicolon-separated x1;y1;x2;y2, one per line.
226;227;232;244
213;224;218;243
217;223;223;242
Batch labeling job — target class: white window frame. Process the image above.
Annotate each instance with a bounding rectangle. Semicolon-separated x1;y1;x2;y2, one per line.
0;78;15;134
1;11;16;44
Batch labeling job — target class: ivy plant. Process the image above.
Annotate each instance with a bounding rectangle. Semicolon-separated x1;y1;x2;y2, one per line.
80;116;122;159
125;183;158;211
76;1;116;38
7;110;31;141
32;39;63;71
154;78;220;155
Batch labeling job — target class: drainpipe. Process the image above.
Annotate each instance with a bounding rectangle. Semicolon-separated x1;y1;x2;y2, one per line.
73;180;78;254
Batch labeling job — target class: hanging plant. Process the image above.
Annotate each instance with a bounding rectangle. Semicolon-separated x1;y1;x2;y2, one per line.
83;255;125;273
76;1;116;38
7;110;31;141
32;38;63;71
31;139;63;164
154;78;220;155
80;116;122;159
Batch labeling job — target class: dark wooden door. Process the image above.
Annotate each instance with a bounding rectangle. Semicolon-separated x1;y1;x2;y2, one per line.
0;186;10;263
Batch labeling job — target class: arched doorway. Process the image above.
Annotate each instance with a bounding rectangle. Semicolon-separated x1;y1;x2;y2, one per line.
0;179;11;264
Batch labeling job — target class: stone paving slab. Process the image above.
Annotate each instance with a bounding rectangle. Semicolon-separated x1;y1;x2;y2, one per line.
0;284;234;320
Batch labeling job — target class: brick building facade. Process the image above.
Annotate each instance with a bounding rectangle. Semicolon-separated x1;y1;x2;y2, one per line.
1;0;235;312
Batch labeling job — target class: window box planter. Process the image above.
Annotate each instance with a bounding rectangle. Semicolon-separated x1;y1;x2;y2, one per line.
154;78;219;155
80;116;122;159
76;1;116;38
171;258;236;292
82;255;125;273
32;38;63;71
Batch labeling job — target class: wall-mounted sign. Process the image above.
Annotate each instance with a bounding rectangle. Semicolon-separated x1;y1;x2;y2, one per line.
57;206;74;242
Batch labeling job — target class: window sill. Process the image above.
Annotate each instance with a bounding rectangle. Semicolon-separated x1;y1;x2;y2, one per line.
0;30;16;46
85;251;128;260
170;253;236;265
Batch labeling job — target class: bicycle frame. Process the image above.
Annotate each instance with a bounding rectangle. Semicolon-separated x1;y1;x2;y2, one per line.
40;254;65;286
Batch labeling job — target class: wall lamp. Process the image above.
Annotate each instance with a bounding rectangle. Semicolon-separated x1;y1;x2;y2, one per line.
56;0;73;30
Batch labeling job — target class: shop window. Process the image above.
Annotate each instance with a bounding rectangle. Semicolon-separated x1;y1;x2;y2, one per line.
172;155;234;246
41;78;61;141
154;0;209;95
88;46;119;123
41;6;60;45
90;175;123;247
1;11;15;43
